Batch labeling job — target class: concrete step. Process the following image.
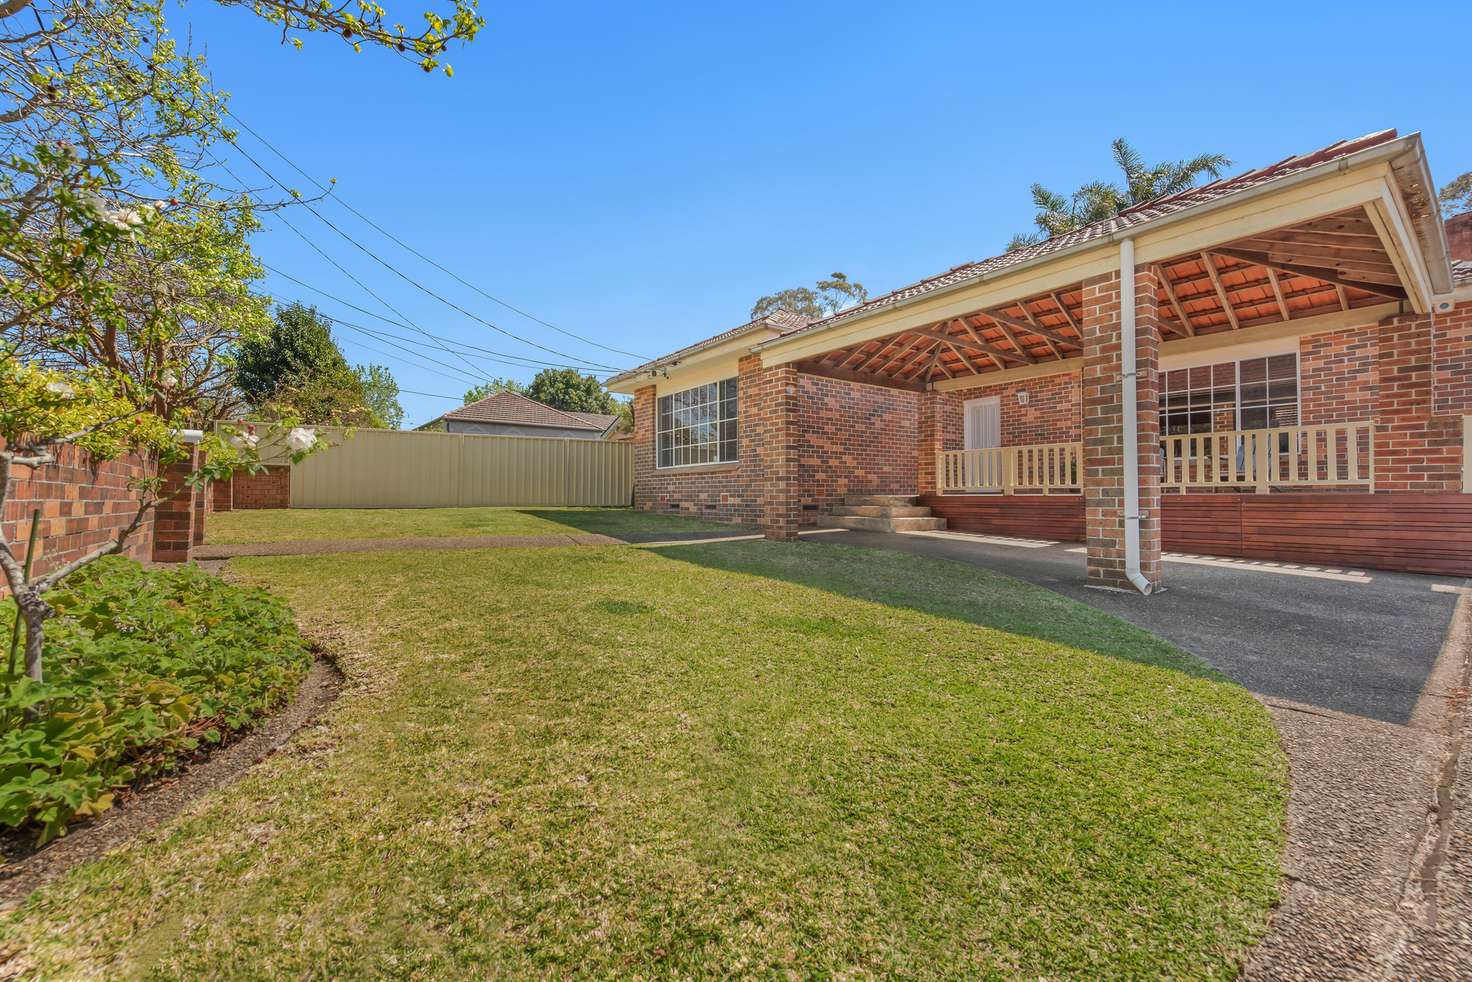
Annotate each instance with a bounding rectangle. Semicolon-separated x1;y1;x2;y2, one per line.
831;504;933;518
843;494;918;507
816;515;947;533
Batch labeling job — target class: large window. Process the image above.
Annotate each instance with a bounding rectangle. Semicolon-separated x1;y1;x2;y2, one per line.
657;378;738;468
1161;353;1298;436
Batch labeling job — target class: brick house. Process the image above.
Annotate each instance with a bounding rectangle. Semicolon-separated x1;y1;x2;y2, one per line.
606;130;1472;587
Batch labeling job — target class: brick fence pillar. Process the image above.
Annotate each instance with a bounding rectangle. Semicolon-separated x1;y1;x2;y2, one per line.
1081;265;1163;592
917;389;943;495
759;363;801;541
151;448;197;563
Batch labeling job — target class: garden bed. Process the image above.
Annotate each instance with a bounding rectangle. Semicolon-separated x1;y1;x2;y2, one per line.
1;558;314;851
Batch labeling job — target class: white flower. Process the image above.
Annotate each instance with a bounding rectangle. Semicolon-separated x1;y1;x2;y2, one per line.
45;380;75;398
161;369;178;389
153;199;168;211
227;431;259;451
286;427;317;452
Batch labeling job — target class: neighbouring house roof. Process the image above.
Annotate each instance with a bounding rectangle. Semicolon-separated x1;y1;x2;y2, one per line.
770;130;1410;345
1454;259;1472;286
441;391;611;432
604;309;810;387
567;411;619;431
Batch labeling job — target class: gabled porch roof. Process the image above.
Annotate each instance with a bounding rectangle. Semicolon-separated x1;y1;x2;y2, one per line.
753;130;1455;391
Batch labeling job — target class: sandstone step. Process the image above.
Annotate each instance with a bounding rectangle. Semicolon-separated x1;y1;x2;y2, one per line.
843;494;919;507
831;504;933;518
816;515;947;533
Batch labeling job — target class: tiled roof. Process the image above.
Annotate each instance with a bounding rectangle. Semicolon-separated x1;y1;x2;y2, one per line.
772;130;1404;342
443;390;604;430
608;309;810;383
568;411;619;431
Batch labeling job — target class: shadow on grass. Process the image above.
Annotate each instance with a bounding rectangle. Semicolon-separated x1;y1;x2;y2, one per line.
644;536;1224;681
518;508;756;540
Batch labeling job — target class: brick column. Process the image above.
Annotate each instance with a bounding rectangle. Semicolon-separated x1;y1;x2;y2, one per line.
917;389;943;495
1080;266;1162;592
1375;311;1462;492
151;448;197;563
759;363;801;541
630;384;657;513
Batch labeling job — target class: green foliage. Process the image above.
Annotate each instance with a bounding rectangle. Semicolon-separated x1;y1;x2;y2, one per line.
0;557;312;845
234;304;380;425
1441;171;1472;218
750;271;868;321
354;364;403;429
1007;139;1231;250
525;368;618;415
462;377;527;404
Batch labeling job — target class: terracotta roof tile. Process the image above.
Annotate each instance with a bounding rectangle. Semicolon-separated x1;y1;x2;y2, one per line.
775;130;1403;341
443;391;604;430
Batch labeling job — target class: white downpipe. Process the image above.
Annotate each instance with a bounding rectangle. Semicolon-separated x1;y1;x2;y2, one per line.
1119;238;1153;595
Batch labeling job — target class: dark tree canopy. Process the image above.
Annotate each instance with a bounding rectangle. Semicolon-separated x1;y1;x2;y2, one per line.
750;272;868;322
1007;140;1231;251
525;368;619;415
1441;172;1472;218
235;303;397;426
463;377;527;404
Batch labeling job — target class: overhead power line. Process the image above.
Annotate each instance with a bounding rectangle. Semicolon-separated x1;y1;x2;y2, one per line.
218;158;493;385
264;264;614;373
226;109;651;363
223;136;630;373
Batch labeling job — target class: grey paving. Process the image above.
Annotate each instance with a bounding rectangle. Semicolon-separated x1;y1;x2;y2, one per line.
825;529;1464;725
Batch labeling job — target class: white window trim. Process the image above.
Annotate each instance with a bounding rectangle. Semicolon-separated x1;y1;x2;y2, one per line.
655;378;739;470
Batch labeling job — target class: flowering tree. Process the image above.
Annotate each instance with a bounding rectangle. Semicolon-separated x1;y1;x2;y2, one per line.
0;0;481;685
0;358;319;684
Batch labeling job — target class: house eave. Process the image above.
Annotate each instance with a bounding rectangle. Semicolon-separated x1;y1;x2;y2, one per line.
752;134;1427;362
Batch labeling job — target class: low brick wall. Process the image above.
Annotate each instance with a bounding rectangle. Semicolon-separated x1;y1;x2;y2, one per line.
227;465;291;509
1;444;156;595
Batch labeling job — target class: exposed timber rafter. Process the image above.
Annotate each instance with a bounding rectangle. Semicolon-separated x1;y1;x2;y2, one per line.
793;358;926;392
1201;253;1242;330
1211;246;1409;300
1153;265;1195;337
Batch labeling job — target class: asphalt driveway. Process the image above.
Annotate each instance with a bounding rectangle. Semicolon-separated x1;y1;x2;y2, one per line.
824;528;1465;724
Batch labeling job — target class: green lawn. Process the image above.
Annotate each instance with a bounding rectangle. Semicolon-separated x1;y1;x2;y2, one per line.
205;505;737;544
0;539;1286;979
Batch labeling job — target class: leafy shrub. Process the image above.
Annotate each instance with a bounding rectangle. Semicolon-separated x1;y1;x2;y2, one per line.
1;557;312;845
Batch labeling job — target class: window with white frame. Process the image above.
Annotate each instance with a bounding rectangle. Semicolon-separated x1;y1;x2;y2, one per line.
1160;352;1298;436
657;378;738;468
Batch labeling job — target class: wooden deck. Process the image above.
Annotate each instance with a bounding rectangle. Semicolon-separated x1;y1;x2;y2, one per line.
920;492;1472;577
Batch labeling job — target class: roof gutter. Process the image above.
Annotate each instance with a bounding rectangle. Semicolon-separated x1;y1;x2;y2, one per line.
753;134;1419;355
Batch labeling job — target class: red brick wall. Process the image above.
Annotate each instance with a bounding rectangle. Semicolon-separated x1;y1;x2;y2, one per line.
632;355;919;526
1375;311;1462;492
228;465;292;509
1434;299;1472;415
0;443;155;596
937;371;1082;451
797;374;918;516
1299;325;1379;425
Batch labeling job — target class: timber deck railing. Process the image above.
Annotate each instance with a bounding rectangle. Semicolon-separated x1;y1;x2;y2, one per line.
938;421;1378;495
937;442;1083;494
1160;421;1374;491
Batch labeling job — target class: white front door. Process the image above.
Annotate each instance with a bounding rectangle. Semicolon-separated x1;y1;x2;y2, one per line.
964;397;1001;450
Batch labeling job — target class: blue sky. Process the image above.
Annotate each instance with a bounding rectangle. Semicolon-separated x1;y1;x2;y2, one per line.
182;1;1472;427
